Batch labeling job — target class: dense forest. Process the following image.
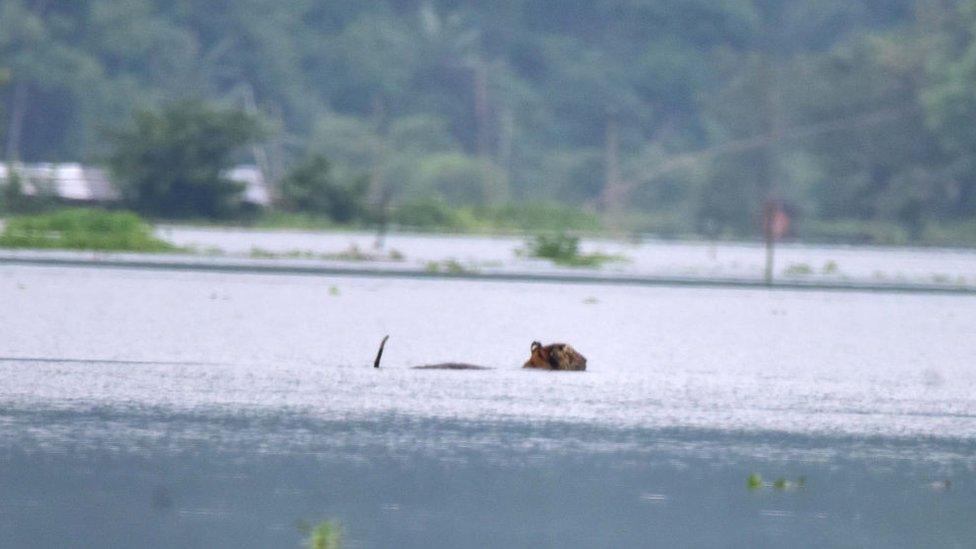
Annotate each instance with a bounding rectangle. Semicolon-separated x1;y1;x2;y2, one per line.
3;0;976;242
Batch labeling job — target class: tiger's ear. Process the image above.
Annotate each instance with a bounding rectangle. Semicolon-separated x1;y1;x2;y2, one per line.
531;341;542;353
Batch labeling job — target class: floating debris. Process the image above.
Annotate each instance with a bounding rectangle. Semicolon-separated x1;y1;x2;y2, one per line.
748;473;805;491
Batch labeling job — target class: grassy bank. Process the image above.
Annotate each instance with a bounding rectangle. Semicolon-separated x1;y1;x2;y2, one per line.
0;209;178;252
4;205;976;252
207;200;603;235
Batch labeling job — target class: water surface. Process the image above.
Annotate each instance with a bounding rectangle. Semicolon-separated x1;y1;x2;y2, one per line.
1;264;974;547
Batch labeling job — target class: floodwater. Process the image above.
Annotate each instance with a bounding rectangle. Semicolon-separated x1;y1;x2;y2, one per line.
1;263;975;547
160;225;976;286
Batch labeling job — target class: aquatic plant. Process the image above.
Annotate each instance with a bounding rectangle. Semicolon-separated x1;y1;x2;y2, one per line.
249;246;278;259
0;208;178;252
748;473;806;491
747;473;763;490
297;519;342;549
822;260;839;275
247;245;404;262
521;233;625;268
784;262;814;276
425;259;473;274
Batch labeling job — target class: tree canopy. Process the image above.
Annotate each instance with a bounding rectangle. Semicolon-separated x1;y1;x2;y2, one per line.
3;0;976;241
108;100;264;218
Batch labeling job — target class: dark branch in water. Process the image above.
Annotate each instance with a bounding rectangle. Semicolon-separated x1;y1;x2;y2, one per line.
374;335;389;368
414;363;491;370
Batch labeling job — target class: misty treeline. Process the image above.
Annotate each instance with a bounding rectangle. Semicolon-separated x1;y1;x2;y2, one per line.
2;0;976;241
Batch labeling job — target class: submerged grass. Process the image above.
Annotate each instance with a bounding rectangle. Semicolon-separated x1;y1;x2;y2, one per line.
247;244;404;262
0;208;178;252
297;519;342;549
521;233;627;268
748;473;806;491
424;258;475;274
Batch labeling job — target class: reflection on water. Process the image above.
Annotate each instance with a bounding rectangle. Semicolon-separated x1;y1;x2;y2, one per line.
1;264;975;547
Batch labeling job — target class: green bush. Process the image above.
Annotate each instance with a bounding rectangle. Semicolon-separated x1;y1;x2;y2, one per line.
797;219;909;245
0;208;177;252
393;198;470;230
392;199;601;233
523;232;625;267
297;519;341;549
108;100;265;219
468;202;602;232
278;154;368;223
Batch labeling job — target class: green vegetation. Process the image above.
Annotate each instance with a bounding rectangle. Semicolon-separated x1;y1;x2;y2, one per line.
7;2;976;245
521;233;626;268
0;209;177;252
784;263;814;276
425;259;474;274
108;100;265;219
279;154;368;223
392;199;600;233
247;244;404;262
748;473;806;491
297;519;342;549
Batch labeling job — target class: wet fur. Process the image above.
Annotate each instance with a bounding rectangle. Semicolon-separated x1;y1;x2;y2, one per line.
373;336;586;371
523;341;587;371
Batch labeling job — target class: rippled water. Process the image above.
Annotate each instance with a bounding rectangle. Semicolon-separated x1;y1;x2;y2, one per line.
1;263;974;547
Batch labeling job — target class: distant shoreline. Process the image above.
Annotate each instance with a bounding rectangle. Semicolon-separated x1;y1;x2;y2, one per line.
2;250;973;296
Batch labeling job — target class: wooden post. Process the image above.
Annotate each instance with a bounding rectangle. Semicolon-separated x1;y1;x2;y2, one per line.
369;94;388;250
473;60;490;160
763;200;776;286
601;112;621;215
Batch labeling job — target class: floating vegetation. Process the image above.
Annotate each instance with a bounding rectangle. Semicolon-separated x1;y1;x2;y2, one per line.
822;260;839;275
748;473;805;491
328;285;340;296
784;262;814;276
297;519;342;549
197;245;225;256
0;208;178;252
425;258;473;274
747;473;764;490
249;246;279;259
330;243;372;261
247;244;405;262
519;233;626;268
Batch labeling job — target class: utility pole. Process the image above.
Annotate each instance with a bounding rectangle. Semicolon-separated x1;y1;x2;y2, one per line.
601;110;621;216
758;1;783;286
498;106;514;185
369;94;389;250
763;200;776;285
4;79;27;163
473;59;490;160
